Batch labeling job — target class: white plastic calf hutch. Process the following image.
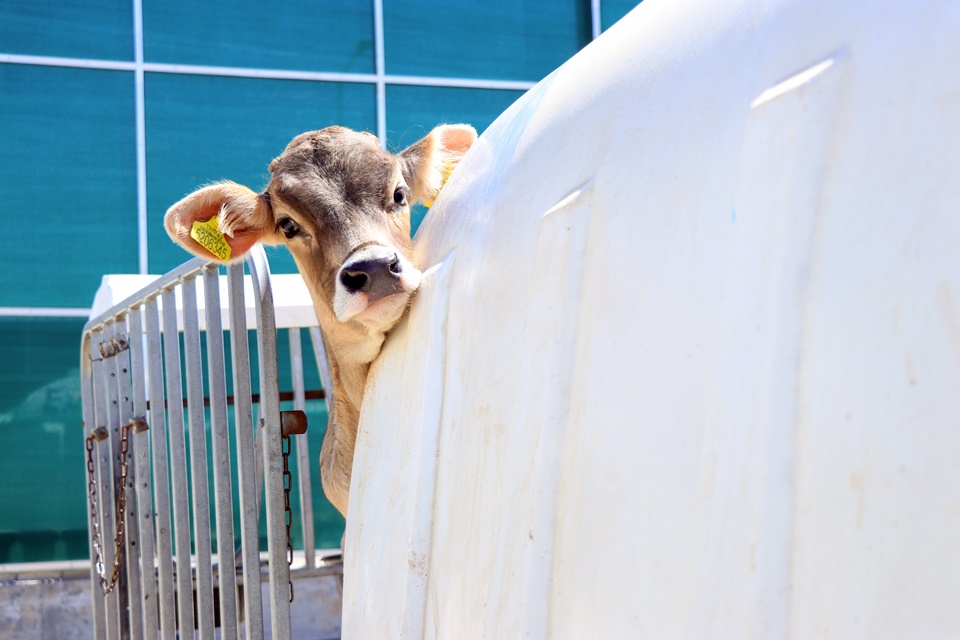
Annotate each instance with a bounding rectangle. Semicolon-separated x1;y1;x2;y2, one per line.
344;0;960;638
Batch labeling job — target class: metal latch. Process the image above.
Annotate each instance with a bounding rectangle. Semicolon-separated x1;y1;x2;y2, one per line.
98;332;130;358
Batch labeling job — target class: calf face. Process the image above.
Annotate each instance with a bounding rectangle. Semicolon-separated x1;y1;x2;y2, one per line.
267;127;422;330
165;124;476;339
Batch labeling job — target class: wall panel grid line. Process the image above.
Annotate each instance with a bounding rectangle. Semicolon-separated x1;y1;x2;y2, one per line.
0;306;92;317
133;0;148;274
591;0;603;39
0;53;538;90
374;0;387;146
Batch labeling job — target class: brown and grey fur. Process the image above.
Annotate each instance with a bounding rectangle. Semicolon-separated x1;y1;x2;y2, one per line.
164;124;476;516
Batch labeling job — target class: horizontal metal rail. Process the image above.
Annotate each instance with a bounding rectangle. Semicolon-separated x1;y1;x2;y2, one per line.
145;388;326;411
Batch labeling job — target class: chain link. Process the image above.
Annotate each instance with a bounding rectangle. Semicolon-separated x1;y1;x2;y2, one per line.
85;424;132;596
282;433;295;602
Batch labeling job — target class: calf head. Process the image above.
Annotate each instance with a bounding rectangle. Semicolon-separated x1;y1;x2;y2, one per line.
165;124;476;349
165;124;476;516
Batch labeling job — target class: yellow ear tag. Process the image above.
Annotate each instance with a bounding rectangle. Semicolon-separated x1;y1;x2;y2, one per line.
423;160;455;208
190;215;231;261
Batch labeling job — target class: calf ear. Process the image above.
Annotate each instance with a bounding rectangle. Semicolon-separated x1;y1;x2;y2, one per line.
399;124;477;205
164;181;274;263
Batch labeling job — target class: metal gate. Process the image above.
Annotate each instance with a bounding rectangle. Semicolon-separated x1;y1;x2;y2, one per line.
80;246;339;639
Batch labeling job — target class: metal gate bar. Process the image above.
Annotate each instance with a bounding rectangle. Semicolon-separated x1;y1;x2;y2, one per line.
80;339;106;638
144;296;178;640
203;264;239;639
113;319;144;640
160;285;197;636
248;249;293;639
182;276;216;639
288;328;316;569
91;324;121;640
227;261;265;640
128;305;161;638
308;327;335;408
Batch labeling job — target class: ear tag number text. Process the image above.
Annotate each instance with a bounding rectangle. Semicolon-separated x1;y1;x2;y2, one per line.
190;215;232;261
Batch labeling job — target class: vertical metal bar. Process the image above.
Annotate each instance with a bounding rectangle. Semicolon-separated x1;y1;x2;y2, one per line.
248;247;292;638
161;286;196;637
288;329;315;568
96;323;121;640
81;333;106;639
227;263;265;639
203;266;239;640
307;327;335;410
373;0;387;147
145;296;178;640
115;316;144;640
181;276;216;639
128;305;160;638
254;421;265;522
307;326;336;558
590;0;602;39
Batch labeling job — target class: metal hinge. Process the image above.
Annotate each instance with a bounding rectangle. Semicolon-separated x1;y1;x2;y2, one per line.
130;415;148;434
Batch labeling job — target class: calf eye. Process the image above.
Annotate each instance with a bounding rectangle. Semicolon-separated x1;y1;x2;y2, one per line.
278;217;299;239
393;187;407;207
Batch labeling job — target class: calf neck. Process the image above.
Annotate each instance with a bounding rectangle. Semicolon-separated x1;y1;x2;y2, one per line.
164;125;476;516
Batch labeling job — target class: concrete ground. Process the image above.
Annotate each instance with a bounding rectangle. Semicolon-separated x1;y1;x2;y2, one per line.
0;560;343;639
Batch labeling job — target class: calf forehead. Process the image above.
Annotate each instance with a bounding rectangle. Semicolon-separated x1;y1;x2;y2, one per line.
268;127;396;215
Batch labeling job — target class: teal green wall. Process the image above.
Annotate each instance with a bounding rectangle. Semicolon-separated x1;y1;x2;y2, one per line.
0;0;641;564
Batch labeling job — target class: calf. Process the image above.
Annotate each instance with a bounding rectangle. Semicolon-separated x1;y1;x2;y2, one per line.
164;124;476;516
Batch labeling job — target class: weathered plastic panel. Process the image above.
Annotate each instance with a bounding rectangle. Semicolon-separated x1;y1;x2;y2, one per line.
346;0;960;637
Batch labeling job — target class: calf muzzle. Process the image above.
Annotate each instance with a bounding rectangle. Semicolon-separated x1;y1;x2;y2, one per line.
339;251;405;305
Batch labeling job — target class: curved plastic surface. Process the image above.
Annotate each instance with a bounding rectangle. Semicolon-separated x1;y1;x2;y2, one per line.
346;0;960;637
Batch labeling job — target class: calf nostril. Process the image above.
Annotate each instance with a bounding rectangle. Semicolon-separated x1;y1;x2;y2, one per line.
388;254;401;275
340;269;368;292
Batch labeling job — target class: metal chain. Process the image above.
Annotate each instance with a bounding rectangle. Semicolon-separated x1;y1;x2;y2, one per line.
85;424;132;596
282;433;295;602
85;436;106;589
110;422;131;594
